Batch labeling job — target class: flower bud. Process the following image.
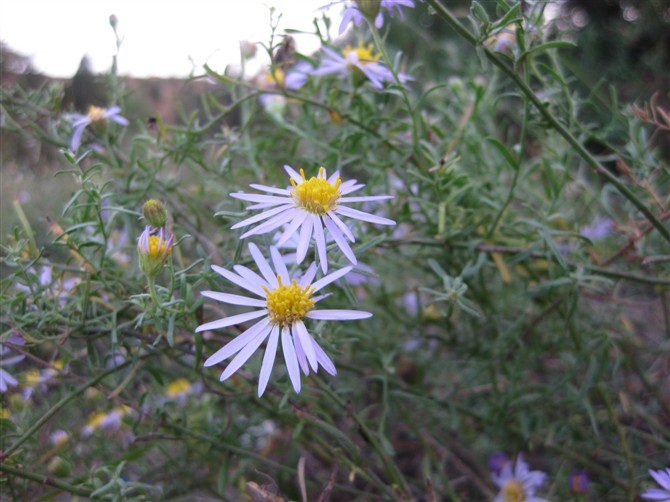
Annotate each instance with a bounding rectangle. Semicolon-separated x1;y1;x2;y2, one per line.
48;456;72;477
138;226;174;277
569;469;589;494
143;199;167;228
356;0;381;23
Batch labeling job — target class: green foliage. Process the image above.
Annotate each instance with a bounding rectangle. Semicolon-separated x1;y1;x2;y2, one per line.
1;1;669;500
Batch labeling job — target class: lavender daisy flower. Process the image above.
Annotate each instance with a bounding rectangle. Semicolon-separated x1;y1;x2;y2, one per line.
328;0;416;34
230;165;395;272
569;469;589;494
311;43;412;89
642;468;670;501
0;335;25;393
492;455;549;502
196;243;372;396
67;105;129;152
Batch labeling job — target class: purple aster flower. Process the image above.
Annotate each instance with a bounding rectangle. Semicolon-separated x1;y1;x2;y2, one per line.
492;455;548;502
67;105;129;152
489;452;511;476
642;468;670;501
326;0;416;34
230;165;395;273
311;43;412;89
579;217;613;240
0;335;25;393
569;469;589;494
196;243;372;396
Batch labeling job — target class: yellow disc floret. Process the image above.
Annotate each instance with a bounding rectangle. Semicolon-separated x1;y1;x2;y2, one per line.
87;105;107;123
263;275;315;326
502;479;526;502
343;42;381;65
166;378;192;397
147;235;172;259
291;167;342;214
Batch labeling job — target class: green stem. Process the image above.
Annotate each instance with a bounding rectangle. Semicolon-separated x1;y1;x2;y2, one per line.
598;384;636;502
314;377;410;499
2;360;132;459
147;275;162;309
0;463;92;497
425;0;670;244
368;23;421;161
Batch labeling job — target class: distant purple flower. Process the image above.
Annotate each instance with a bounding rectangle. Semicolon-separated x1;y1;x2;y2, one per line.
0;335;25;393
489;452;511;476
492;455;548;502
569;469;589;494
580;217;613;240
642;468;670;501
311;43;412;89
67;105;129;152
328;0;416;34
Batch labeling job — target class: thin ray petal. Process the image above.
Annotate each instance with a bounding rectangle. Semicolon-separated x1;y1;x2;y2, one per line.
201;291;266;307
335;205;396;225
281;327;301;392
311;266;354;292
307;309;373;320
195;309;268;333
294;321;317;371
203;317;271;366
258;325;280;396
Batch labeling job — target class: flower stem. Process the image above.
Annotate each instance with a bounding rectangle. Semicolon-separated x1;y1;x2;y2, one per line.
425;0;670;244
147;275;162;309
0;463;92;497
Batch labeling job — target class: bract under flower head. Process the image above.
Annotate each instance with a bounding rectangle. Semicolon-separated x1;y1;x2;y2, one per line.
195;243;372;396
230;165;395;272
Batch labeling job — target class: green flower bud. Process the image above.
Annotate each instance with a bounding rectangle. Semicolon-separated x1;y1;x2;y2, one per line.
48;456;72;477
356;0;381;23
143;199;167;228
138;226;174;277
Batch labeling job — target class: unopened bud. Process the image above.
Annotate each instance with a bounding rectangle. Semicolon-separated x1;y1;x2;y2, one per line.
356;0;381;23
143;199;167;228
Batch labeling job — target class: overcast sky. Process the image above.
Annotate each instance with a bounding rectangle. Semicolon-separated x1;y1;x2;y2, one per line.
0;0;339;78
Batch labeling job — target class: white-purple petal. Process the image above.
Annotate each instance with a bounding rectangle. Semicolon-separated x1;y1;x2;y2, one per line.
312;215;328;273
200;291;266;307
306;309;372;321
203;317;271;366
294;320;317;371
311;266;354;293
212;264;266;297
281;327;301;393
195;309;268;333
258;325;280;396
335;205;396;225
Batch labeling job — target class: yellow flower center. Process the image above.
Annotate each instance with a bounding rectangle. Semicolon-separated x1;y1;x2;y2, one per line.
87;412;107;429
263;276;315;326
502;479;526;502
147;235;172;259
87;105;107;123
0;408;10;419
291;167;342;214
24;369;41;384
263;68;285;87
166;378;192;397
343;43;381;66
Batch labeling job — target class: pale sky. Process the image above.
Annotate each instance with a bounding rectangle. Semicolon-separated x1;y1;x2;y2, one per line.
0;0;341;78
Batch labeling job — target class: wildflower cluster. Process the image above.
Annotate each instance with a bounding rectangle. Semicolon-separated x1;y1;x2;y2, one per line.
198;165;395;395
